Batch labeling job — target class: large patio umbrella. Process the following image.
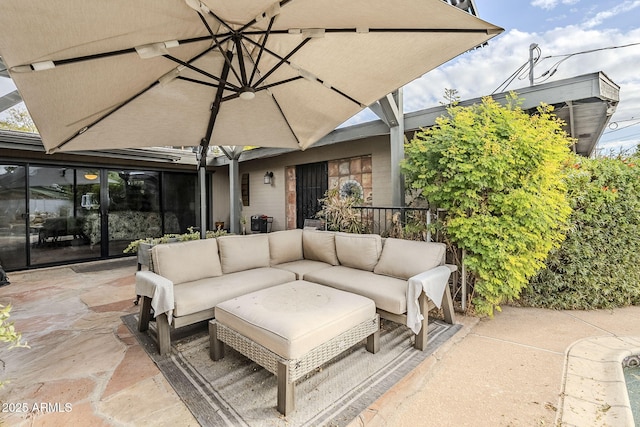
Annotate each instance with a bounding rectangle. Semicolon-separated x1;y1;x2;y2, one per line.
0;0;501;163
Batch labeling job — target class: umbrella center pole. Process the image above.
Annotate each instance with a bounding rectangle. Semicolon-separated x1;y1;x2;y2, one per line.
199;50;234;168
196;50;233;236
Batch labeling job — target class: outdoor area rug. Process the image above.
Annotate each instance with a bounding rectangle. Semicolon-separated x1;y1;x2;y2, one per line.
122;314;461;427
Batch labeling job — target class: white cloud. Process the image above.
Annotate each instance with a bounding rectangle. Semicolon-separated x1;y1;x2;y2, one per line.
581;0;640;29
531;0;579;10
402;25;640;109
345;24;640;153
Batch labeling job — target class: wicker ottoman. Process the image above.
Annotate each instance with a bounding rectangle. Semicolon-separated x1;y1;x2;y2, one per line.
209;280;380;415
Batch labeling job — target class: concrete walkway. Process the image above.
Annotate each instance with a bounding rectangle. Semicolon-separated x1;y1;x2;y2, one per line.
0;259;638;426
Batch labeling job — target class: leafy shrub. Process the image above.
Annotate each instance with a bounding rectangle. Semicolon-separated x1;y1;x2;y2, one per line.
1;304;29;387
0;304;26;350
385;210;431;241
123;227;228;253
524;153;640;309
402;94;573;315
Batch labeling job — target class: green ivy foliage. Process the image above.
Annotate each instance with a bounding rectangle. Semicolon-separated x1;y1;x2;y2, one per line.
524;153;640;309
1;304;29;387
402;94;573;316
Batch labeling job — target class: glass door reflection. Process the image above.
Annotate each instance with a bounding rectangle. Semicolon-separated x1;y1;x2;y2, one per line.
0;165;27;270
29;167;101;265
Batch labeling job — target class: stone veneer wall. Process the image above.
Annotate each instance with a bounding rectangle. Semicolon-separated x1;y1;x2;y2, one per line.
328;155;372;204
285;155;372;229
285;166;297;230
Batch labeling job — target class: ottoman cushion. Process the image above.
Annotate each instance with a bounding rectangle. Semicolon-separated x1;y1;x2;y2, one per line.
215;280;375;360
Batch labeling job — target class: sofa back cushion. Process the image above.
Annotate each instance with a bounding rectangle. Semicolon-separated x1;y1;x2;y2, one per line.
218;234;270;274
152;238;222;284
374;238;446;280
335;232;382;271
302;230;339;265
268;229;303;265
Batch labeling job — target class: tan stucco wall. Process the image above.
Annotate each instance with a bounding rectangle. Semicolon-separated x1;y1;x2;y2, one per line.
211;135;393;231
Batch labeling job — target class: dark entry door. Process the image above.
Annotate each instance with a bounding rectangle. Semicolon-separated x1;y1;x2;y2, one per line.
296;162;328;228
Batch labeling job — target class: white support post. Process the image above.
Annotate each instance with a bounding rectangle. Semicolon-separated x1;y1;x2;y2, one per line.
229;156;241;234
198;165;207;238
219;145;243;235
371;89;405;207
390;89;405;207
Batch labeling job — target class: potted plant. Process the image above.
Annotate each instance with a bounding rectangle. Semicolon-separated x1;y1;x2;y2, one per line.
124;227;228;269
240;216;247;235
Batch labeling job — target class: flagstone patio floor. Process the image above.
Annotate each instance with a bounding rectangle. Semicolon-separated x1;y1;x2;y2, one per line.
0;258;638;426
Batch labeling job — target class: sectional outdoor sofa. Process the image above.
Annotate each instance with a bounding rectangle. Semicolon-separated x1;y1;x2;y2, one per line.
135;229;456;355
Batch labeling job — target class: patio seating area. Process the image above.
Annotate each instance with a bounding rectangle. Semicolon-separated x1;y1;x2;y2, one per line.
1;258;639;426
136;229;455;355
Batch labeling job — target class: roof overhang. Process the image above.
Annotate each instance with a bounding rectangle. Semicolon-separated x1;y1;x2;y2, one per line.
211;71;619;165
404;71;619;157
0;72;619;165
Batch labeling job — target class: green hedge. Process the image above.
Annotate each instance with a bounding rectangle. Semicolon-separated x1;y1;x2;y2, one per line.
402;95;572;316
524;153;640;309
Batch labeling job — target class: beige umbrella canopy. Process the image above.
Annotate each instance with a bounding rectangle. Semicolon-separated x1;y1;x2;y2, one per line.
0;0;502;164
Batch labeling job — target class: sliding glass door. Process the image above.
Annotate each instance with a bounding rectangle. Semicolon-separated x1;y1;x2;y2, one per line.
0;165;27;270
107;170;161;256
29;166;101;265
0;163;201;271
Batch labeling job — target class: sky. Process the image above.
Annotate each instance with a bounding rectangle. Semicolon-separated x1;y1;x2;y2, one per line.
347;0;640;154
1;0;639;154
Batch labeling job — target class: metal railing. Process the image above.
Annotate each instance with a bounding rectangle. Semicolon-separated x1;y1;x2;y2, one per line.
352;206;471;311
352;206;433;241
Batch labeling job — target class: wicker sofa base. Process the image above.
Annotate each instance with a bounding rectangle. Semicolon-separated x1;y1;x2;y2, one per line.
209;314;380;415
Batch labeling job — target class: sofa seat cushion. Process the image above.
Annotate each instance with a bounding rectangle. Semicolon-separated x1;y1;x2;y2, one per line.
304;266;407;315
374;238;446;280
215;280;375;359
269;229;303;265
152;238;222;284
218;234;270;274
272;259;333;279
173;267;296;317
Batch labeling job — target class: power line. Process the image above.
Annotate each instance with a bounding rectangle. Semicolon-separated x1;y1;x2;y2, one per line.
535;42;640;83
491;60;529;94
494;41;640;92
605;118;640;134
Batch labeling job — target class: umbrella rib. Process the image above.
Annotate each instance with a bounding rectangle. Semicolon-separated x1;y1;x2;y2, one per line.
37;36;214;68
219;75;304;101
195;11;244;86
205;10;236;35
241;27;493;36
234;36;248;86
270;94;302;148
253;38;311;88
248;16;276;87
53;81;159;152
221;93;241;102
256;76;304;91
242;36;366;107
241;35;292;65
163;53;239;91
367;28;493;34
176;76;227;89
237;0;295;33
328;86;364;107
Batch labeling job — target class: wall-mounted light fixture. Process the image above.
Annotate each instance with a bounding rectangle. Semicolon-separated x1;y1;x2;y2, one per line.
84;172;98;180
263;171;273;185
